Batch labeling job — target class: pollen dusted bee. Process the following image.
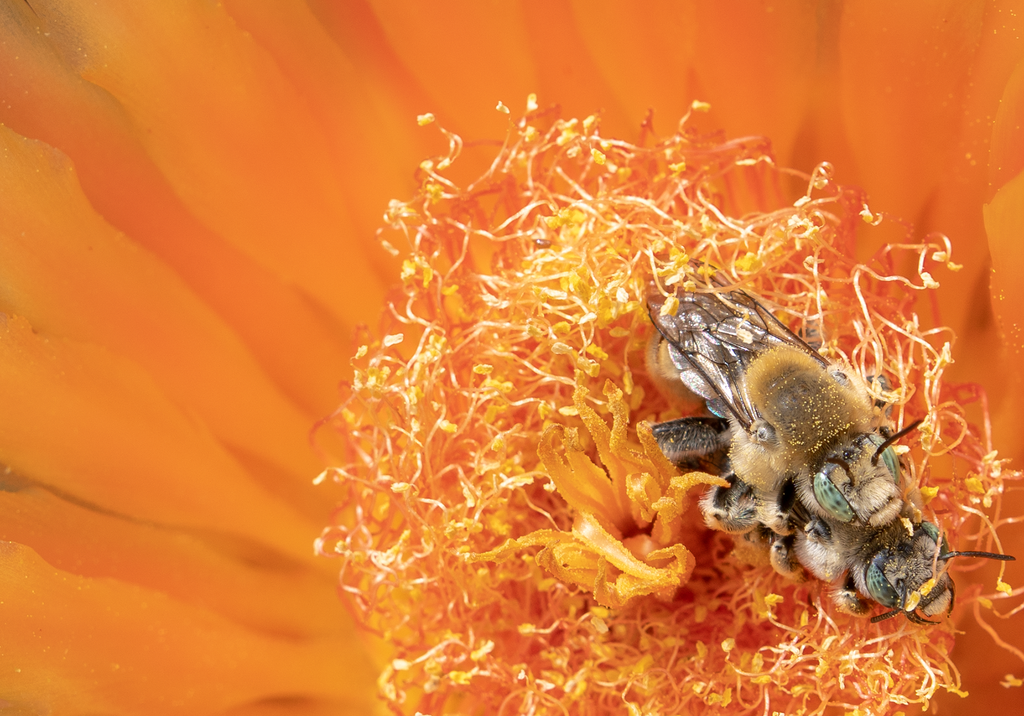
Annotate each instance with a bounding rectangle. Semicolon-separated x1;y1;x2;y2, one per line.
646;272;1013;622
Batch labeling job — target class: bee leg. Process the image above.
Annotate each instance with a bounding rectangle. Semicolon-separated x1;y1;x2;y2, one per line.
831;575;869;616
700;472;759;533
768;533;804;581
795;517;851;587
803;515;832;543
757;476;798;537
650;416;730;467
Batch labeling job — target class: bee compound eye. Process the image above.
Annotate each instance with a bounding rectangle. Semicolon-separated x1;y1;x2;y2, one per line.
812;466;855;522
918;521;952;555
880;446;900;481
866;556;900;608
920;521;940;542
830;369;850;386
866;433;900;480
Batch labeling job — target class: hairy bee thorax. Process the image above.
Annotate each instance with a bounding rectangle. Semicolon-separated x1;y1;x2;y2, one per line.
731;347;874;491
745;347;874;452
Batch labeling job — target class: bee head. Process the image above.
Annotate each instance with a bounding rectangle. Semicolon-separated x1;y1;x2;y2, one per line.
812;431;903;524
808;424;917;526
866;521;1015;625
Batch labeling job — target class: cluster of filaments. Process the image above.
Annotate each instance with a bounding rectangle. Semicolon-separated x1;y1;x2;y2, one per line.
317;101;1013;715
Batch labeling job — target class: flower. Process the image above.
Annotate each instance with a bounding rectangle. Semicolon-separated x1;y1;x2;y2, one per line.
0;2;1021;714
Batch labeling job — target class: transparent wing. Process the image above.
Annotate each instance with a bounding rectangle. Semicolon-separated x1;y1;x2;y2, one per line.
647;281;825;430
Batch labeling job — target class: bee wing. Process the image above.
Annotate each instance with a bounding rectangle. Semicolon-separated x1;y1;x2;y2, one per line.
648;286;825;430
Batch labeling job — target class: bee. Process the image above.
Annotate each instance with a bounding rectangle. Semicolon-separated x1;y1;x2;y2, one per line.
647;279;910;533
646;272;1013;620
798;515;1014;623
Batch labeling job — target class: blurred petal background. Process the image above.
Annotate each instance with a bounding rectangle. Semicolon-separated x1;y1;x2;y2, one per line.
0;0;1021;714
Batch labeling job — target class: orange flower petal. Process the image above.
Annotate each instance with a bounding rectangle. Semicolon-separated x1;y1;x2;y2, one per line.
0;488;338;638
0;313;315;559
0;127;322;485
0;542;374;714
0;6;361;415
985;169;1024;457
40;1;380;323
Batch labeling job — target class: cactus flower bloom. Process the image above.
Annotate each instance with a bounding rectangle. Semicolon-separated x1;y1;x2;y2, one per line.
0;2;1021;714
322;103;1017;714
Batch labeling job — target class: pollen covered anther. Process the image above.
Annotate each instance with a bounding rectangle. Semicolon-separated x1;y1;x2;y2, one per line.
473;375;724;608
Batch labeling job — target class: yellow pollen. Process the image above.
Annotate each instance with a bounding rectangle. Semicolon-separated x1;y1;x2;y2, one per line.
659;295;680;316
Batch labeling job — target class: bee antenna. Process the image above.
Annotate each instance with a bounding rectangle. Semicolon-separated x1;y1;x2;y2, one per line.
870;608;902;624
936;550;1016;562
871;606;940;626
905;610;939;626
824;457;852;473
871;419;923;466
